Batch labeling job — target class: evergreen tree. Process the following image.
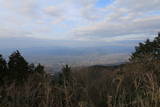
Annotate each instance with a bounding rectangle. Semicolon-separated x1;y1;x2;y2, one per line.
0;54;7;72
0;55;8;84
62;65;72;83
35;63;45;73
8;51;29;82
8;50;28;72
28;63;35;72
130;33;160;61
57;65;72;85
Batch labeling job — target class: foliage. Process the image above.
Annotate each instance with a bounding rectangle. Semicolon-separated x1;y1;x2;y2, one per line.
130;33;160;61
0;54;7;72
1;33;160;107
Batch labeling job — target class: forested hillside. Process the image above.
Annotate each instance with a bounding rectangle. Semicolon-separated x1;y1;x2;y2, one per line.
0;33;160;107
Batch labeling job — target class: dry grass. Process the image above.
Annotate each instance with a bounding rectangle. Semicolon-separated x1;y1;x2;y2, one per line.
1;59;160;107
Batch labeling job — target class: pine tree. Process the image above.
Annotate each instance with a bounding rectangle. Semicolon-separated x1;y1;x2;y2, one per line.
0;54;8;84
8;50;28;72
0;54;7;72
130;33;160;61
8;50;29;82
62;65;72;83
35;63;45;73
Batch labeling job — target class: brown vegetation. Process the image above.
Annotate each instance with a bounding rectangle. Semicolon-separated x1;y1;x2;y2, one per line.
1;33;160;107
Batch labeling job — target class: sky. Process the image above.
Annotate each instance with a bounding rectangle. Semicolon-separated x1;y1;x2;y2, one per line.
0;0;160;47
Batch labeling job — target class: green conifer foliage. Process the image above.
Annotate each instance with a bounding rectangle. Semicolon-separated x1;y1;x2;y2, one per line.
0;54;7;72
130;33;160;61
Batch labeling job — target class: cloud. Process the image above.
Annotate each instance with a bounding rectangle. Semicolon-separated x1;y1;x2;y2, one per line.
43;0;103;23
1;0;39;17
73;16;160;38
0;27;31;38
44;6;64;17
70;0;160;42
0;0;160;45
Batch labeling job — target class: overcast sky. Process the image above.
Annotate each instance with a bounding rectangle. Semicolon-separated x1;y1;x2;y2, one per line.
0;0;160;47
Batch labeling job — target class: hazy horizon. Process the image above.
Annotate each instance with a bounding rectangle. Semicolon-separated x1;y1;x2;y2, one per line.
0;0;160;67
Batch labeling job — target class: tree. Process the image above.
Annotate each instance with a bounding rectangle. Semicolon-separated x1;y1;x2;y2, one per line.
130;33;160;61
35;63;45;73
0;55;8;84
61;65;73;106
0;54;7;72
28;63;35;72
8;50;28;72
8;50;29;82
62;65;72;81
